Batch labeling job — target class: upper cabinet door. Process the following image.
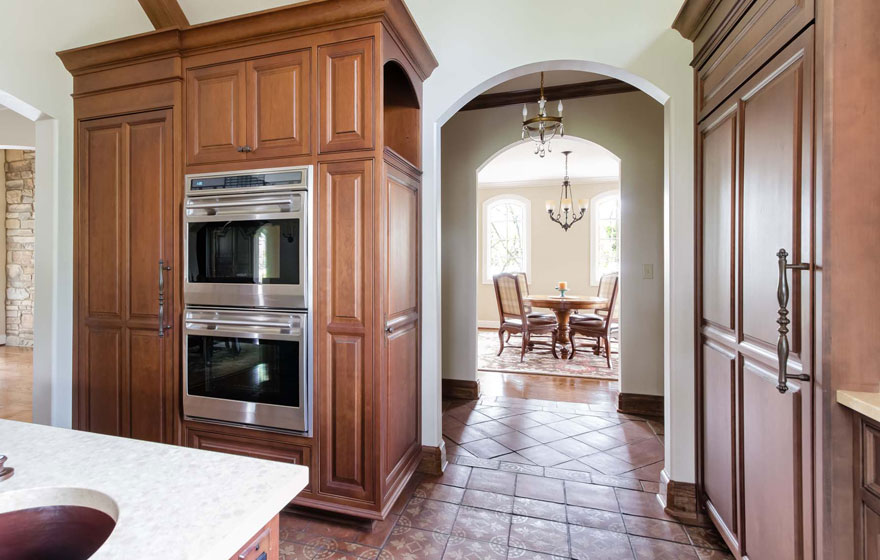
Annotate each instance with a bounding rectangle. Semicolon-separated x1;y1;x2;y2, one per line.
186;62;247;165
318;38;374;153
247;50;311;159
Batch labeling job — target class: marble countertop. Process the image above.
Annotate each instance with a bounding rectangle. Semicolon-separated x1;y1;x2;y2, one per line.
0;419;308;559
837;390;880;423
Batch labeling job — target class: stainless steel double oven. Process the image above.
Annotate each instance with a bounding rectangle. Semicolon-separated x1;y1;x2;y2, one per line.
183;166;311;433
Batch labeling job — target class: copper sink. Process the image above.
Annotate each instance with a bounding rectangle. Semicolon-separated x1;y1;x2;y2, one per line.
0;504;116;560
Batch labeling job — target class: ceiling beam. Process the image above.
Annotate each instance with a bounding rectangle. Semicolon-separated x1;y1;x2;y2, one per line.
460;79;639;112
137;0;189;29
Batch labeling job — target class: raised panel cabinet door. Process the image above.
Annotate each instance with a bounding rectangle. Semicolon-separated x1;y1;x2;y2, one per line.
246;50;311;159
186;62;247;164
735;30;814;560
318;38;374;153
316;159;375;501
382;169;420;483
76;109;175;443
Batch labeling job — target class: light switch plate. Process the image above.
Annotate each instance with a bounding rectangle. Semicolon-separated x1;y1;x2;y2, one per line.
643;264;654;279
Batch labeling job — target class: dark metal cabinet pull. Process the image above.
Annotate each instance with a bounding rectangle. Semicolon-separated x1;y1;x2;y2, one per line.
776;248;810;393
158;260;172;337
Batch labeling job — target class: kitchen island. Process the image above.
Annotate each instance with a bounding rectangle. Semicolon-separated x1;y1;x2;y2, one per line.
0;419;308;559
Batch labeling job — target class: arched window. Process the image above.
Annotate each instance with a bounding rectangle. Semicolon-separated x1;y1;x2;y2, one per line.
482;195;530;283
591;191;620;285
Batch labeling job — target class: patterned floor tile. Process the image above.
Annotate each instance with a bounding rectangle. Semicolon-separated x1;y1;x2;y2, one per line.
425;464;472;488
579;451;643;475
520;410;566;425
414;482;466;504
461;489;515;513
492;431;543;451
450;505;512;543
597;421;656;444
445;421;497;445
443;535;508;559
629;535;698;559
640;481;660;493
447;406;495;425
384;525;449;559
547;437;600;459
552;459;600;474
462;438;513;459
499;462;544;476
684;525;727;550
519;425;568;444
543;419;591;437
512;497;567;522
474;420;518;437
624;461;665;482
566;505;626;532
495;452;540;465
615;488;674;521
507;548;568;560
590;474;643;491
516;445;571;467
467;468;516;494
400;498;460;533
543;467;592;484
569;525;634;560
623;514;689;543
508;516;570;557
498;415;543;431
564;480;620;512
606;438;665;469
455;456;501;469
475;406;526;420
515;474;565;503
570;415;618;432
573;431;627;451
695;546;735;559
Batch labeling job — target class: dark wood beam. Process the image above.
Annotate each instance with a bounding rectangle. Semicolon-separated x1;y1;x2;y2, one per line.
460;78;638;112
137;0;189;29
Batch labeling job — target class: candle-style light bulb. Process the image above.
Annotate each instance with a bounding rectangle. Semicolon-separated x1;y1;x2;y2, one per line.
578;199;588;211
557;99;563;115
522;104;528;120
545;199;555;212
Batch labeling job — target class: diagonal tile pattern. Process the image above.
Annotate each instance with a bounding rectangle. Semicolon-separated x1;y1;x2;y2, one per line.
279;395;732;559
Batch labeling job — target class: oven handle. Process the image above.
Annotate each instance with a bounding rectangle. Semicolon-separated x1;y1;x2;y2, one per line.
186;318;295;329
185;196;297;210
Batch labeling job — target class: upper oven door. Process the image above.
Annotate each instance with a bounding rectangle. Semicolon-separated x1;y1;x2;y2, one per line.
184;191;306;309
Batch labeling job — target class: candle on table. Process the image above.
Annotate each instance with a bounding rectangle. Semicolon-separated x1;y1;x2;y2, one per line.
557;281;568;290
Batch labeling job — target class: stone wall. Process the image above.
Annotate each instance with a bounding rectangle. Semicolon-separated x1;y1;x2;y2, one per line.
4;150;34;346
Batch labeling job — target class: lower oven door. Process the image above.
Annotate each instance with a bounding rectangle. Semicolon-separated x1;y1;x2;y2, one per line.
183;308;309;432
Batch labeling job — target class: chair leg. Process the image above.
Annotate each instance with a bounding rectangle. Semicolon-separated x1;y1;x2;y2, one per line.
568;331;576;360
497;329;505;356
521;332;529;362
506;332;511;343
551;330;559;359
604;336;611;368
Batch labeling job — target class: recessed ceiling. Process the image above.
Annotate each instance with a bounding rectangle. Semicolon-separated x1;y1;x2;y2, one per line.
478;137;619;185
483;71;610;95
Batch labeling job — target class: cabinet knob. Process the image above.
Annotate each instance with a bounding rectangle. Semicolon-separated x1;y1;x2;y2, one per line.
237;145;253;153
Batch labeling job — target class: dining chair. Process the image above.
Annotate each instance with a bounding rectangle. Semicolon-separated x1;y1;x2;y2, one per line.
504;272;555;342
569;272;619;367
493;273;559;361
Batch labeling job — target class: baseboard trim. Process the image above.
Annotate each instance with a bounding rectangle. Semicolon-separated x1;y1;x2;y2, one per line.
417;440;448;476
659;469;706;524
477;320;500;329
442;378;481;400
617;392;664;417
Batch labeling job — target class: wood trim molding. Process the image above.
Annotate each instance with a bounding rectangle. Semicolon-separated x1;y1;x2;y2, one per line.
617;392;664;417
417;441;448;476
137;0;189;30
442;379;481;401
659;469;706;524
672;0;718;40
460;79;638;112
57;0;438;80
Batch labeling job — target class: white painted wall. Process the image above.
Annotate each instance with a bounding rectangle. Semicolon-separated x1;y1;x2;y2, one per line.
0;0;695;484
442;92;665;399
0;110;36;149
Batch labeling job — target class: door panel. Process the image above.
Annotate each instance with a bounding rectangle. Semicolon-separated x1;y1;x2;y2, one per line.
317;159;374;501
319;38;374;153
77;109;175;442
186;62;247;164
247;50;311;159
702;341;737;540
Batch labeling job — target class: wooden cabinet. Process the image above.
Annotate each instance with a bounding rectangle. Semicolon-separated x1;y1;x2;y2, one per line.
187;50;310;165
75;108;176;443
319;38;374;153
60;0;436;522
231;515;279;560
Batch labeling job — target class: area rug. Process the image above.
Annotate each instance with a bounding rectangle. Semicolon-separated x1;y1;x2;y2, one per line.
477;329;619;380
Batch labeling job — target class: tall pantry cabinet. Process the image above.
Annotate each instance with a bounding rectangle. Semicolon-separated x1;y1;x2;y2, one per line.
59;0;437;520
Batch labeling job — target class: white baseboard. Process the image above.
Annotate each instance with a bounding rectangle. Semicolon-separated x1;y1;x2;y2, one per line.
477;320;500;329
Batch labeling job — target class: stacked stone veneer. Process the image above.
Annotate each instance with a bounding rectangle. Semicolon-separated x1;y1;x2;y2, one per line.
4;150;34;347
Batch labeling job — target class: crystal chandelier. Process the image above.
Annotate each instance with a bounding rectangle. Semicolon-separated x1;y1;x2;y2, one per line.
522;72;564;158
546;151;587;231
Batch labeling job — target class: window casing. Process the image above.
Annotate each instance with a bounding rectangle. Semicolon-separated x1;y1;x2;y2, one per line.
590;191;620;285
482;195;530;283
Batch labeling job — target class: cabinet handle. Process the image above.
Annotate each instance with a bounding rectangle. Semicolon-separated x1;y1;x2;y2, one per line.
238;527;270;559
158;260;172;337
237;145;253;153
775;248;810;393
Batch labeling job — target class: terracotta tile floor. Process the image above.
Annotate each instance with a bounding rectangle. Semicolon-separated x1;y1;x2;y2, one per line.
279;388;732;559
0;346;32;422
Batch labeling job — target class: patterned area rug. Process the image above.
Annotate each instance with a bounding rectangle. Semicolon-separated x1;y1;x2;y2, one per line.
478;330;619;381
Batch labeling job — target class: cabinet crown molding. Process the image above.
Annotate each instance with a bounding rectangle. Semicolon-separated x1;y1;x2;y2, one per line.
57;0;437;80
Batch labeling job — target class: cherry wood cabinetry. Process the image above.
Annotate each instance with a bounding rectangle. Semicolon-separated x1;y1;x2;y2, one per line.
60;0;436;521
678;0;880;556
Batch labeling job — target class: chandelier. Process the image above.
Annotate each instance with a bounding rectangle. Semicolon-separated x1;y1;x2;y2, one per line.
522;72;564;158
546;151;587;231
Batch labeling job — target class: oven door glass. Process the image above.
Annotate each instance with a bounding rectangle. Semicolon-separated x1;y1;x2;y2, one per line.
187;218;300;286
187;333;300;407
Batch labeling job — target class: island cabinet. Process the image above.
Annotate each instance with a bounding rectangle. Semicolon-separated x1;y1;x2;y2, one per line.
58;0;436;521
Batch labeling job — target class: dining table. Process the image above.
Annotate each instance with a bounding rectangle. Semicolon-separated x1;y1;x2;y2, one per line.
524;294;608;359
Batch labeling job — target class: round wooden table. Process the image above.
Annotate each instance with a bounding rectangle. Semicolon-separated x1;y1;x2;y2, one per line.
524;295;608;359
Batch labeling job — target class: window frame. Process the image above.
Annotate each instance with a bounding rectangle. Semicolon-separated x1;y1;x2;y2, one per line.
590;190;621;286
481;194;531;284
